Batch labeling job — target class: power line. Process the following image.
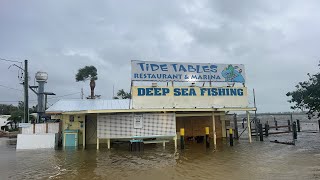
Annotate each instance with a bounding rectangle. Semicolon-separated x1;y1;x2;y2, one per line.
0;100;37;103
0;58;22;63
48;92;81;99
0;84;23;91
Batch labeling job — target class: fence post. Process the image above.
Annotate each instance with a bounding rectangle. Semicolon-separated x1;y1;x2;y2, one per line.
288;120;291;132
275;119;278;130
259;123;263;141
296;120;301;132
33;123;35;134
265;123;269;137
180;128;185;150
229;128;233;146
205;127;210;148
293;122;297;140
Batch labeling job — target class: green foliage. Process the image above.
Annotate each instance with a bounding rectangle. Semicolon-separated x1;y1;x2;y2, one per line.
75;66;98;82
8;109;24;128
113;89;131;99
287;65;320;117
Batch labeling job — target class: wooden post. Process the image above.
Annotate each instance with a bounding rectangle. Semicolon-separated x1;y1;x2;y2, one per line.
33;123;35;134
45;122;48;133
97;138;99;150
288;120;291;132
265;123;269;137
275;120;278;130
246;111;252;143
205;127;210;148
297;120;301;132
293;122;297;139
229;128;233;146
259;123;263;141
180;128;185;150
212;112;217;147
318;120;320;132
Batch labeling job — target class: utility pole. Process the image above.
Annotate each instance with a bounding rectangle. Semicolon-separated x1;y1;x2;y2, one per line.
113;84;114;98
253;88;257;117
81;88;84;99
24;60;29;123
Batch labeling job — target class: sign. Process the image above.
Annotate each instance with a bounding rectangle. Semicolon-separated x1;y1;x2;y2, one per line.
132;86;248;109
18;123;32;128
133;115;143;129
131;60;246;83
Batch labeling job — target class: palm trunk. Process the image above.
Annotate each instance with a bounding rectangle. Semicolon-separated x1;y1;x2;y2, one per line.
90;80;96;99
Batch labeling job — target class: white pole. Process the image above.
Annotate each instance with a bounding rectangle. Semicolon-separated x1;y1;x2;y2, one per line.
247;111;252;143
83;118;85;149
212;112;217;147
174;135;177;151
97;138;99;150
107;139;110;150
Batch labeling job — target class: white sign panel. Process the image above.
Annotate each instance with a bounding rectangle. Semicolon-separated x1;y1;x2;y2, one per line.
18;123;32;128
133;115;143;129
132;86;249;109
131;60;246;83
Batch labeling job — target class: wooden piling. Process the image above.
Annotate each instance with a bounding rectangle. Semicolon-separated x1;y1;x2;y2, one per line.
258;123;263;141
293;122;297;140
297;120;301;132
265;123;269;137
180;128;185;150
288;120;291;132
229;128;233;146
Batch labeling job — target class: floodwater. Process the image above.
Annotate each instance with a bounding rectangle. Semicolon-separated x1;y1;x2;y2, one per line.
1;120;320;180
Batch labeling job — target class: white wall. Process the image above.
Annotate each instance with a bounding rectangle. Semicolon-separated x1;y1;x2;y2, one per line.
16;134;58;150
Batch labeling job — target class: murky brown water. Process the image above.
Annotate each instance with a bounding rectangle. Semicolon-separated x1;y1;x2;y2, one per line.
1;120;320;180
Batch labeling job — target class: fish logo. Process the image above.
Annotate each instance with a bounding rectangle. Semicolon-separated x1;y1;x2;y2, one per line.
221;65;245;83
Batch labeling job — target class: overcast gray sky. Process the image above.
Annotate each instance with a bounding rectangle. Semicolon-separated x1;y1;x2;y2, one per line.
0;0;319;113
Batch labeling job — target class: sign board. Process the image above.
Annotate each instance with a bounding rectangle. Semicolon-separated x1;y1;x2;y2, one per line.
133;115;143;129
132;86;248;109
131;60;246;83
18;123;32;128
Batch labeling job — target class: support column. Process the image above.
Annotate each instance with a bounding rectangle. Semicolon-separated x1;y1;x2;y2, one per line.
212;112;217;147
247;111;252;143
107;139;111;150
174;135;177;151
83;118;86;149
97;138;99;150
221;113;226;138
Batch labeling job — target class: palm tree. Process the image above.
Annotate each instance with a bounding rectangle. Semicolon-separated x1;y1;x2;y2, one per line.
113;89;131;99
75;66;98;99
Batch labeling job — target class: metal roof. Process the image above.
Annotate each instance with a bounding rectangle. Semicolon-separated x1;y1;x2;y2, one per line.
46;99;130;113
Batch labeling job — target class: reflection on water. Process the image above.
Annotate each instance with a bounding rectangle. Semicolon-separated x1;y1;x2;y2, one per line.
1;122;320;180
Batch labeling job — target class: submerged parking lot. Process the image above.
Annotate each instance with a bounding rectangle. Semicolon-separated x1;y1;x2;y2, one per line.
1;120;320;180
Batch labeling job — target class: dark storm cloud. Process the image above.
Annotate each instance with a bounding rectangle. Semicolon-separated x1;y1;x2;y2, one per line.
0;0;319;112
